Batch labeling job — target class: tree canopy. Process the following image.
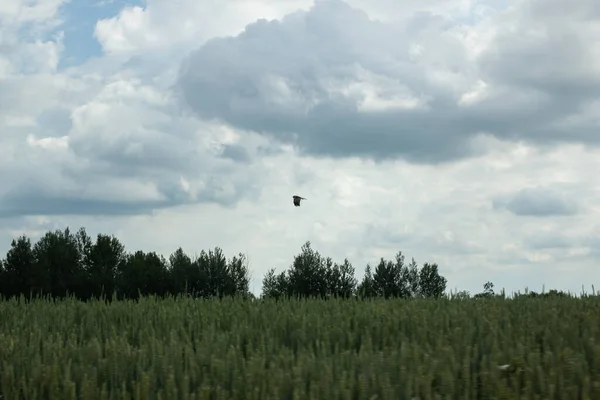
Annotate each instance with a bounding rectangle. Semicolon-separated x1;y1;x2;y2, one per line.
0;227;454;301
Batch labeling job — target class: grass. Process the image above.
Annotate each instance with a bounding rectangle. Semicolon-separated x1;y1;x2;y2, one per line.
0;295;599;399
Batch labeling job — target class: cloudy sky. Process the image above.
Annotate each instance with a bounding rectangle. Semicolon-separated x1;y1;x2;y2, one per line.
2;0;599;296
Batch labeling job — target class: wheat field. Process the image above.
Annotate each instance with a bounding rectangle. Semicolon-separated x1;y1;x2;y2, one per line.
0;295;598;399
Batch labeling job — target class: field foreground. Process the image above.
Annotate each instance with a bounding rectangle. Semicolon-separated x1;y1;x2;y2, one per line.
0;296;599;399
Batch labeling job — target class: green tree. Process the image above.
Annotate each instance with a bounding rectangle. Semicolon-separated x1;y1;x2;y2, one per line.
418;262;447;298
358;253;447;299
193;247;250;298
196;248;227;297
0;259;4;297
0;225;452;303
32;228;85;298
1;235;36;298
285;242;329;298
261;242;357;299
116;251;170;299
357;264;375;298
170;247;198;296
261;268;289;300
406;258;420;297
474;281;495;298
371;252;411;299
326;258;357;298
85;233;126;299
227;253;251;297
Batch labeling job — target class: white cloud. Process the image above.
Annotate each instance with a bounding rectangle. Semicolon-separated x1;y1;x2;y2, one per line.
177;0;600;164
0;0;67;74
1;0;600;296
94;0;314;56
0;0;66;25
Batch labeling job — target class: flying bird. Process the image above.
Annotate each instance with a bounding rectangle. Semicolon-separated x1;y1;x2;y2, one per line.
293;195;306;207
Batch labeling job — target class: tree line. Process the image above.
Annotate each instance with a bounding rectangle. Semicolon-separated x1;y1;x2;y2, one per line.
0;227;584;301
0;227;451;301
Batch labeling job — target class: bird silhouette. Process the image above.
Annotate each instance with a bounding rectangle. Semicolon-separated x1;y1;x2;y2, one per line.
293;195;306;207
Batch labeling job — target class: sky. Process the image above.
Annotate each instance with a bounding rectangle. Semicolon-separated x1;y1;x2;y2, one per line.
1;0;600;296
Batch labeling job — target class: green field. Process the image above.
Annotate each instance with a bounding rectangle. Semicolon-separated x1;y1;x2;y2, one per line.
0;296;599;399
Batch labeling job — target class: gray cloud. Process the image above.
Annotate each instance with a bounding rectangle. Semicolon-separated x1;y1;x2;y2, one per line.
221;143;252;163
0;194;167;218
0;87;263;218
35;108;73;137
493;187;580;217
0;163;261;218
525;234;572;250
176;0;600;164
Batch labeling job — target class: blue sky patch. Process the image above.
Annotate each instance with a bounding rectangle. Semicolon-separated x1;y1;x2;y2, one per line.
57;0;144;68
